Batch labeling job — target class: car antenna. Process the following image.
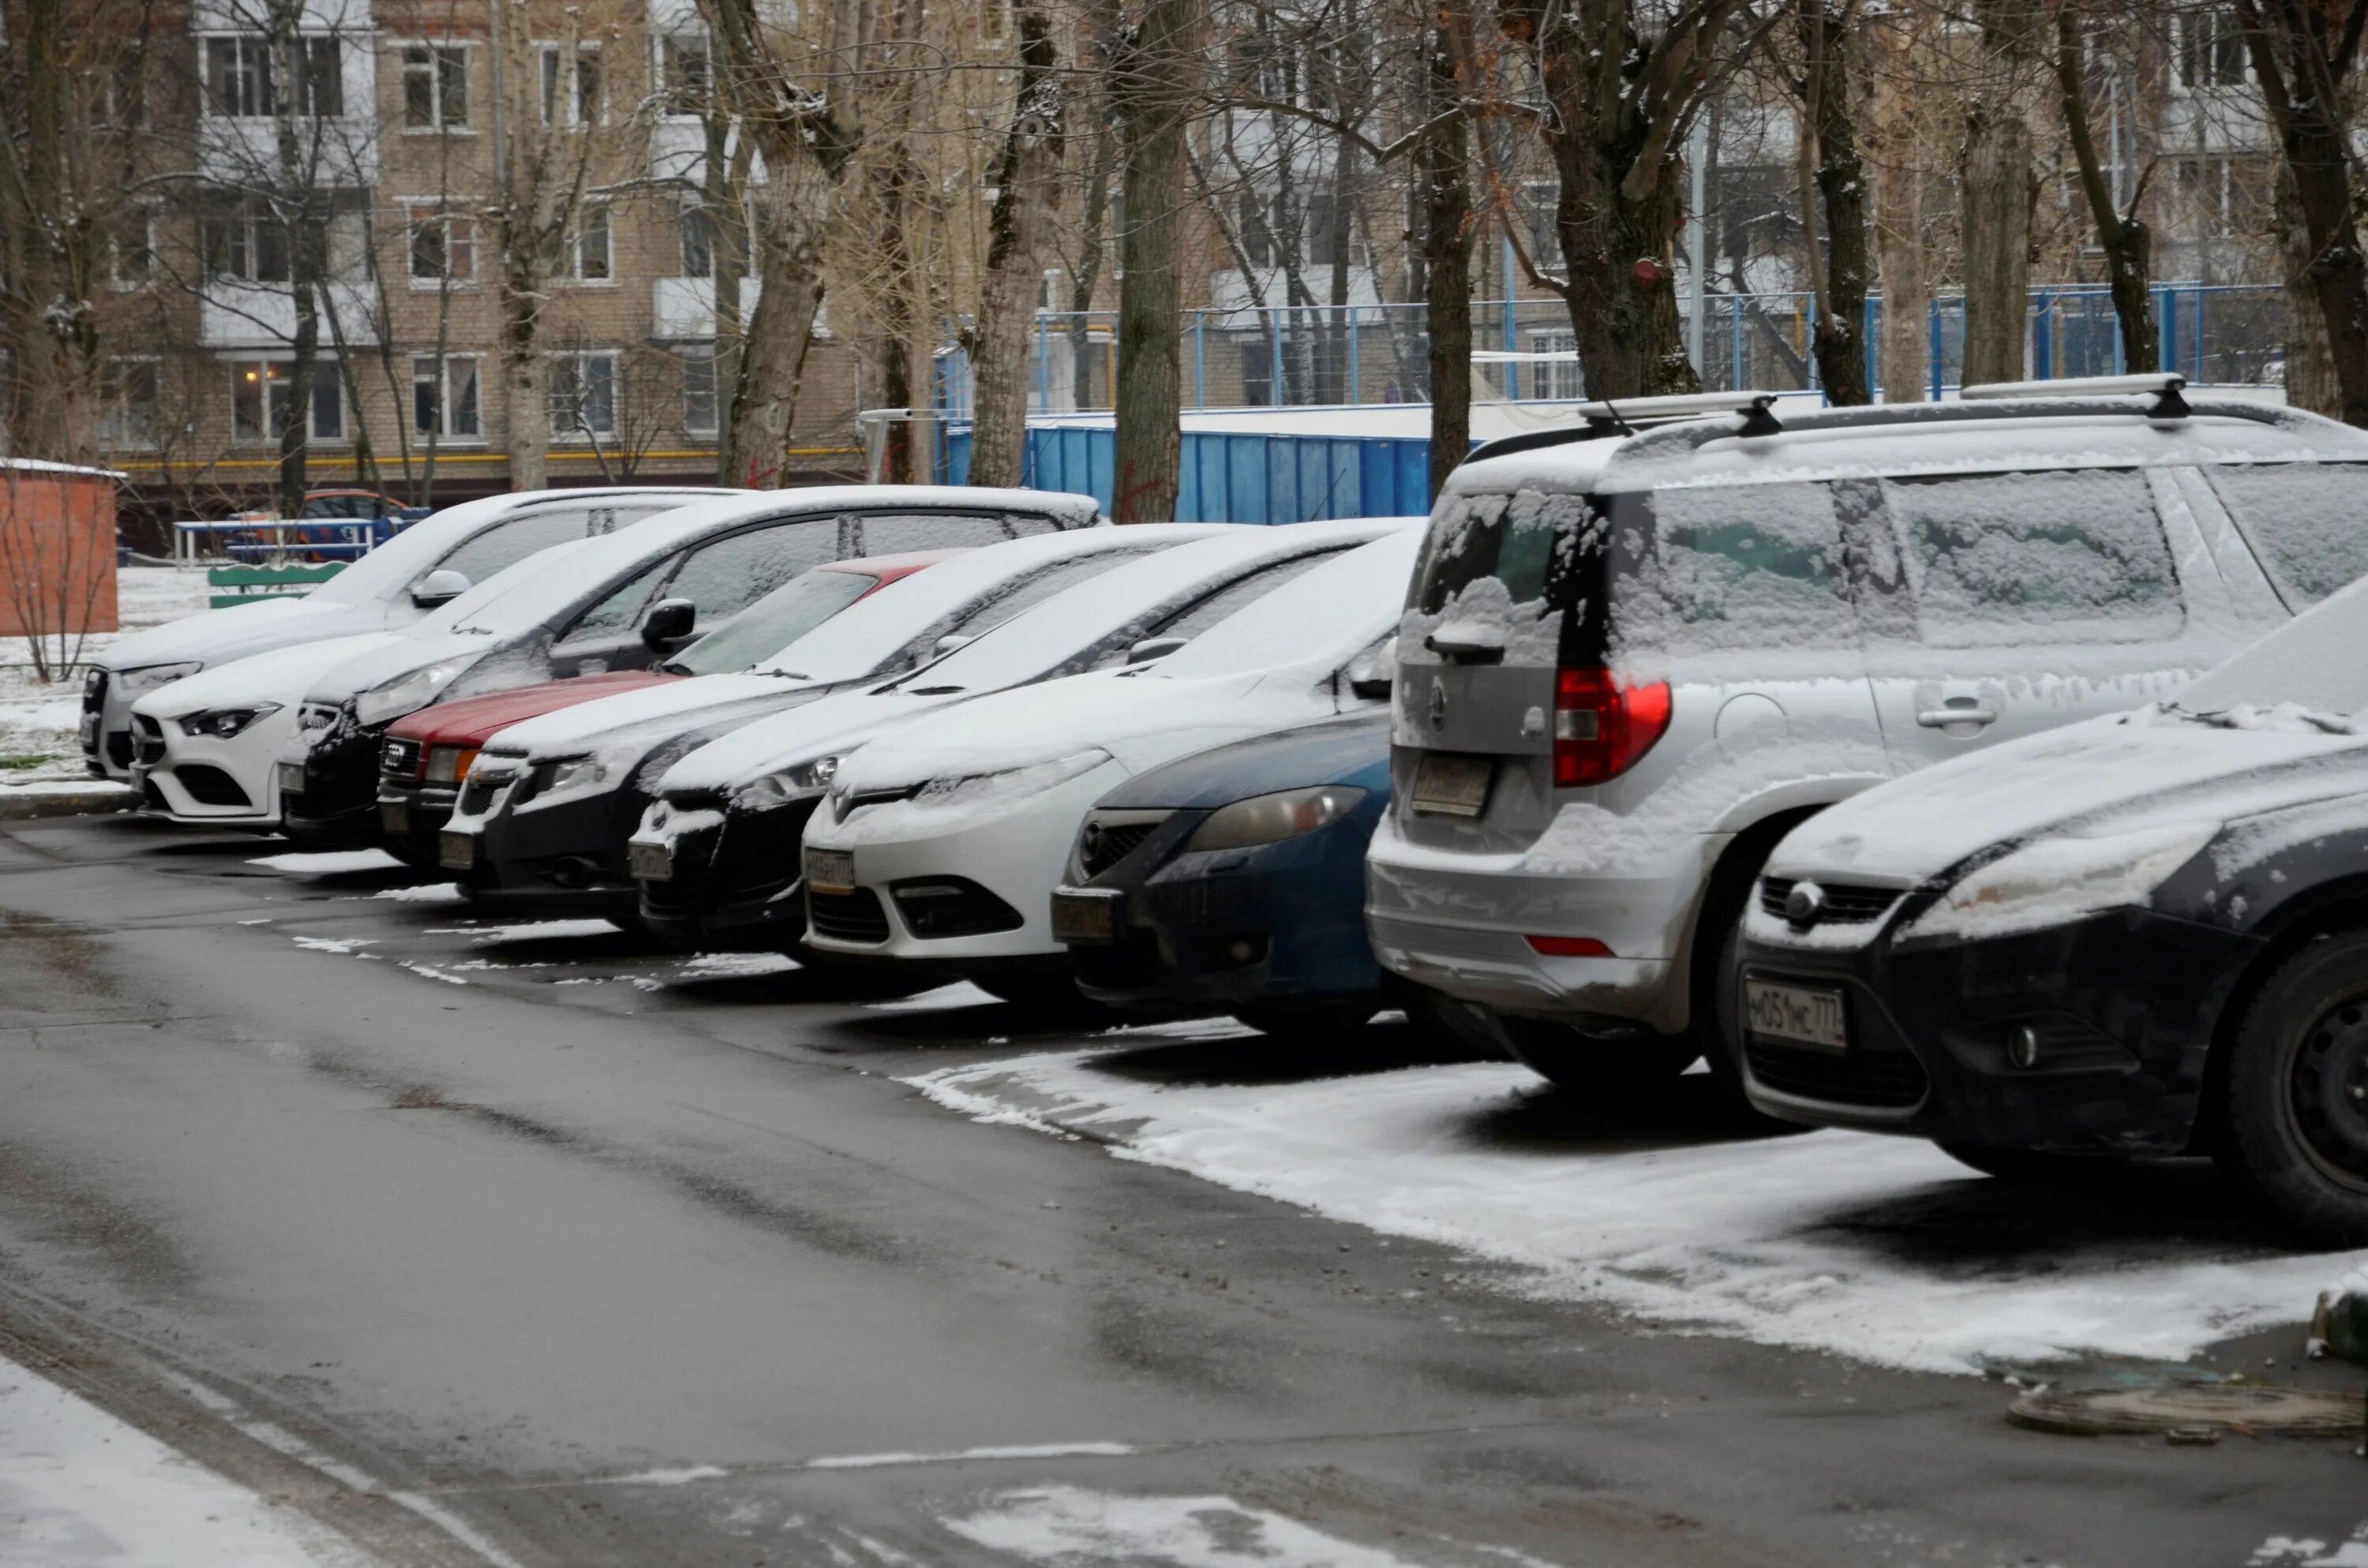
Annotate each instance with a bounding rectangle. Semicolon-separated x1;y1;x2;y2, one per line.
1592;396;1633;436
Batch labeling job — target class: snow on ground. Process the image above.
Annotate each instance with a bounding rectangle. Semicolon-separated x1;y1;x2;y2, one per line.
677;952;801;978
939;1484;1550;1568
0;568;211;780
369;881;465;904
909;1053;2368;1375
0;1358;354;1568
250;850;403;874
866;980;999;1011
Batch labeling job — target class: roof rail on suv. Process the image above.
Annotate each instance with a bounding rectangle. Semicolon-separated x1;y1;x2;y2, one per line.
1462;391;1783;467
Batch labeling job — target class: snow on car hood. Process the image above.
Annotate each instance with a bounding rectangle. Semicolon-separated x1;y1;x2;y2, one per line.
652;687;960;799
101;596;389;675
1770;711;2368;885
481;672;803;760
304;628;496;705
133;631;403;720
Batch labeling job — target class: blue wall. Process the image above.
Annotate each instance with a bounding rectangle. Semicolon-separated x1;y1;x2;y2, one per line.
942;425;1434;522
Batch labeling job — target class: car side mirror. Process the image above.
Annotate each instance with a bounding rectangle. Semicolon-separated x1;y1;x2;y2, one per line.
931;633;976;659
410;568;470;607
1126;635;1187;665
1347;635;1397;699
640;597;697;650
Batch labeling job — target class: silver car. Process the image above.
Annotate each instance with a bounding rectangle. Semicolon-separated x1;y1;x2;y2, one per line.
1364;375;2368;1098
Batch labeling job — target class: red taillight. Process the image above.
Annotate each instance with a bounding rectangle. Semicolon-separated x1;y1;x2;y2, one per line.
1552;668;1671;788
1525;934;1614;957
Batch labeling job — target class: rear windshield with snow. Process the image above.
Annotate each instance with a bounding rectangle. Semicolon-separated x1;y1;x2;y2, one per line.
1403;491;1593;666
1880;469;2182;647
2204;461;2368;608
1609;481;1857;655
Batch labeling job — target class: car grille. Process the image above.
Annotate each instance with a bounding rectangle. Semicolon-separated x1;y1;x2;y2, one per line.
174;764;251;808
457;770;515;816
380;737;422;782
1758;877;1899;926
133;714;167;765
807;885;890;945
1079;815;1168;878
1745;1038;1928;1110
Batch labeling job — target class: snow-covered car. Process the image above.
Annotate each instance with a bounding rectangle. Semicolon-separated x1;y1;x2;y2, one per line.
1737;571;2368;1244
1364;374;2368;1101
796;525;1422;997
431;524;1231;912
632;519;1419;955
125;536;669;829
270;487;1101;846
375;551;963;863
84;487;727;778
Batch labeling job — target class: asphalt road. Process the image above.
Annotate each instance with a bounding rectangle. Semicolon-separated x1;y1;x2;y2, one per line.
0;811;2362;1568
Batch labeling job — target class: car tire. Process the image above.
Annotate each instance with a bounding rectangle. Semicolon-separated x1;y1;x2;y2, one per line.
2215;930;2368;1246
1233;1000;1381;1041
1936;1142;2127;1184
1495;1015;1702;1095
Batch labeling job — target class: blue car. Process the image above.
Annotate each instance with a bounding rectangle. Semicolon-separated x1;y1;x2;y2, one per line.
1052;713;1391;1034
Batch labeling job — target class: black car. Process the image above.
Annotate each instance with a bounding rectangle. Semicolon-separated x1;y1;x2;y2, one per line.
1054;713;1393;1034
1731;582;2368;1244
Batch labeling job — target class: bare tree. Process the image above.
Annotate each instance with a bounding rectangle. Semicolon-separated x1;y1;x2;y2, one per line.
1864;6;1930;400
2054;0;2156;371
1959;0;2044;385
1111;0;1208;521
1419;0;1476;494
966;2;1066;488
1793;0;1872;402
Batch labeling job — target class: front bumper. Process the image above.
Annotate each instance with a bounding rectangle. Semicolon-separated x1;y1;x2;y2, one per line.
1062;806;1384;1012
442;772;650;915
635;797;816;951
83;672;137;778
1735;906;2257;1154
280;721;385;846
128;712;284;825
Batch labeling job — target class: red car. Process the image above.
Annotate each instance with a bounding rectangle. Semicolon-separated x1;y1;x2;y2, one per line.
374;552;960;864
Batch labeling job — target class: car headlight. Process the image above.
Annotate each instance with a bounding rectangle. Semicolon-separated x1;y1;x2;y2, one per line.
732;754;840;813
1187;784;1369;853
1897;820;2221;945
120;661;203;694
534;754;613;799
177;703;282;741
354;656;480;728
426;745;478;784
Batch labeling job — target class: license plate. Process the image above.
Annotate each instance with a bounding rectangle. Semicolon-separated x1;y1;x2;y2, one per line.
628;840;673;882
1051;889;1122;944
380;799;410;835
276;761;305;798
1744;979;1849;1052
805;847;856;894
439;829;477;871
1411;752;1493;817
80;715;99;748
129;764;151;799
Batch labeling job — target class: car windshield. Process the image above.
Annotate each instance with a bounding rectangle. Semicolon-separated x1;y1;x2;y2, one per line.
1153;532;1424;679
666;570;878;677
2176;571;2368;720
303;495;521;607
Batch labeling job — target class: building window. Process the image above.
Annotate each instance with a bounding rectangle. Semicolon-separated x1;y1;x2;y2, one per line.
202;208;290;283
110;213;156;286
99;360;159;449
413;355;481;437
659;33;711;116
679;205;718;278
571;205;613;282
2176;8;2248;91
2175;155;2270;239
541;43;603;125
232;359;343;443
681;349;718;435
403;43;470;129
549;351;617;440
1305;189;1343;268
203;36;339;117
407;205;475;282
980;0;1011;43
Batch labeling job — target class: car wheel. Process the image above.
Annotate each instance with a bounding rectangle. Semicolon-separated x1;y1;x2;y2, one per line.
1496;1015;1702;1094
1936;1142;2128;1184
1233;1000;1381;1042
2216;930;2368;1246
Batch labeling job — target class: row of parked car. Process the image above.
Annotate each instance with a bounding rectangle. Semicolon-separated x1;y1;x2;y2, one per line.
86;373;2368;1244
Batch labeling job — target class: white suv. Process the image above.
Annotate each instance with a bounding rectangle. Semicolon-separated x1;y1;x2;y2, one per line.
1364;376;2368;1096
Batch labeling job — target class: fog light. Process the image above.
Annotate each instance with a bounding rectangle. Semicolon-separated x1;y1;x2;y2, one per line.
2008;1024;2040;1070
1229;940;1255;963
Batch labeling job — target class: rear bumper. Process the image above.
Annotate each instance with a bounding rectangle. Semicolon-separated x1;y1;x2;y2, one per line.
1734;907;2254;1154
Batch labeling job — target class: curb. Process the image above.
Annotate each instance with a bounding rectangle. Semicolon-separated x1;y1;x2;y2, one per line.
0;785;135;821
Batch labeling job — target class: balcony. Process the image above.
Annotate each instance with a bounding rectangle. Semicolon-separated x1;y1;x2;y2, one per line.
653;276;762;340
200;281;380;348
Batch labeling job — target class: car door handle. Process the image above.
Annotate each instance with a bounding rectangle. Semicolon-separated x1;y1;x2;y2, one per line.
1917;705;1999;728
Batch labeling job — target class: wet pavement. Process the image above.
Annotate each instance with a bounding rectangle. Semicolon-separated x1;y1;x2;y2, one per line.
0;811;2363;1567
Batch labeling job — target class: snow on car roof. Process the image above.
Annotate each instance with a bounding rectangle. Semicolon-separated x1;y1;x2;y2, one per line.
307;488;722;608
1148;526;1425;679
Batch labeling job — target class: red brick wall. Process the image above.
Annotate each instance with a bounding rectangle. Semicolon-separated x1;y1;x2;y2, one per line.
0;466;118;638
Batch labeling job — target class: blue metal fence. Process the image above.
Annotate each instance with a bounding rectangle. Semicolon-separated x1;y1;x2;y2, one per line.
943;425;1432;522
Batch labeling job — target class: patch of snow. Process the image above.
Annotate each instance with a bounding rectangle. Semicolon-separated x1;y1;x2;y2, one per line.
370;881;466;903
423;918;617;944
908;1054;2368;1375
677;952;801;978
0;1358;354;1568
248;850;402;874
290;936;377;955
0;778;129;798
807;1442;1134;1470
941;1486;1493;1568
399;962;469;986
865;981;999;1012
609;1465;729;1487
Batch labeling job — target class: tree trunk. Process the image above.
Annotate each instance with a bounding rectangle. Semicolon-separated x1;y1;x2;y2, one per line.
272;15;320;515
2;0;99;463
721;181;826;488
967;4;1064;490
2275;163;2340;417
1866;27;1928;401
1420;13;1474;499
1110;0;1205;522
1958;0;2040;387
1803;2;1872;405
2054;0;2155;371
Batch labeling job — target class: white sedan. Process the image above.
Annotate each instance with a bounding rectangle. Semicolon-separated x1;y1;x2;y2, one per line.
796;527;1421;993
